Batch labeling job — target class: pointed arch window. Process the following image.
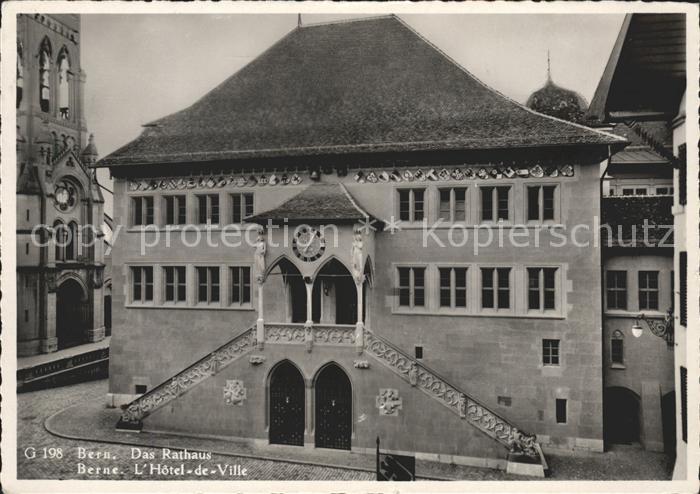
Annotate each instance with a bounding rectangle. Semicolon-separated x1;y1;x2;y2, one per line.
66;221;79;261
17;41;24;108
54;220;66;262
39;38;52;113
57;48;71;119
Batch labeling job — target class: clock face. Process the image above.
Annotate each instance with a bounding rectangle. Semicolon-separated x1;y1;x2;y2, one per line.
53;180;77;212
293;226;326;262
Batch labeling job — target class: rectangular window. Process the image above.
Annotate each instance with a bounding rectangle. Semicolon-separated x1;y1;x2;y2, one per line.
528;267;557;310
397;267;425;308
131;266;153;303
230;266;251;305
606;271;627;310
635;188;648;196
414;346;423;359
438;267;467;308
164;266;186;303
438;188;467;222
197;194;220;224
611;338;624;364
638;271;659;311
481;267;510;309
164;195;187;225
555;399;567;424
680;251;687;326
542;339;560;366
481;186;510;221
196;266;220;303
527;186;556;221
231;193;254;223
398;189;425;222
622;188;634;196
678;144;687;206
681;366;687;442
655;187;669;196
132;197;154;226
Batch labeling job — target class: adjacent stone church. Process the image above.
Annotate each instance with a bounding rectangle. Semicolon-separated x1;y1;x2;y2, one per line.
97;15;627;474
16;14;108;357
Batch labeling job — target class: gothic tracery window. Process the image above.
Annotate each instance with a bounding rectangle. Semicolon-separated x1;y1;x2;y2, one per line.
39;38;52;113
57;48;71;119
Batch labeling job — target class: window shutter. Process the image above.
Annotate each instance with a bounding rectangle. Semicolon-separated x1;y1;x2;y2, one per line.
680;251;687;327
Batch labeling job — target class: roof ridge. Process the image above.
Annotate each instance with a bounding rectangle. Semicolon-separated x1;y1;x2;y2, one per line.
299;14;397;30
339;183;370;219
392;16;625;146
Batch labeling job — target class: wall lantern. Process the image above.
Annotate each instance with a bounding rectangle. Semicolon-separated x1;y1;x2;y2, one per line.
631;309;674;347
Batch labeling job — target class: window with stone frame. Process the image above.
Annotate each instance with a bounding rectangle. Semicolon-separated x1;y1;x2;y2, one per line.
132;196;155;226
197;266;220;304
164;195;187;225
638;271;659;311
528;267;557;311
131;266;154;303
230;266;252;306
438;267;467;309
611;330;624;366
480;186;510;222
481;267;510;309
555;399;567;424
397;266;425;308
231;193;254;223
542;339;560;366
527;185;556;221
163;266;186;303
606;270;627;310
398;189;425;222
438;187;467;222
197;194;220;224
39;37;51;113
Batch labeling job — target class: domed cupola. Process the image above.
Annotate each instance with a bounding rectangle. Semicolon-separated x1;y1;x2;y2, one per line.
526;52;589;123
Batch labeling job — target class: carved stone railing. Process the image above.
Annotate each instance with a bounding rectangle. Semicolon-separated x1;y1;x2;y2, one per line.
364;330;539;459
265;323;356;347
117;327;255;430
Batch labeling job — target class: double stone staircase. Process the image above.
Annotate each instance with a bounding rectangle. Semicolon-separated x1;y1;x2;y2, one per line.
116;325;545;474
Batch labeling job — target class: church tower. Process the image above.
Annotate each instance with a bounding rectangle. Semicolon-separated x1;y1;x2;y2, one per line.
16;14;106;356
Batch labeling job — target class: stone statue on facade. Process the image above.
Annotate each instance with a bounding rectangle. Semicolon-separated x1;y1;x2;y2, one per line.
508;427;538;457
351;226;364;284
457;393;467;419
254;228;266;284
408;362;418;386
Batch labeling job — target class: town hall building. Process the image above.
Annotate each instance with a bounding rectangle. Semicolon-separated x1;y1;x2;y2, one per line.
98;15;628;475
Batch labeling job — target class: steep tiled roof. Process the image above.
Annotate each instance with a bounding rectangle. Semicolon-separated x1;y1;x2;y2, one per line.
247;183;376;224
99;15;625;168
602;196;673;248
610;146;668;165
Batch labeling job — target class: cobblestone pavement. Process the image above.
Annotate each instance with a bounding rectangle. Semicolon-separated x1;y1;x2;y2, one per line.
16;379;673;481
17;379;372;480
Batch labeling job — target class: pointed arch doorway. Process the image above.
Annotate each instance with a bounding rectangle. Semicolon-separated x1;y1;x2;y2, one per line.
269;361;305;446
315;363;352;450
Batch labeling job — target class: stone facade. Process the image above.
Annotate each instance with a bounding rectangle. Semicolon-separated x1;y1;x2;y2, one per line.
16;14;107;356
